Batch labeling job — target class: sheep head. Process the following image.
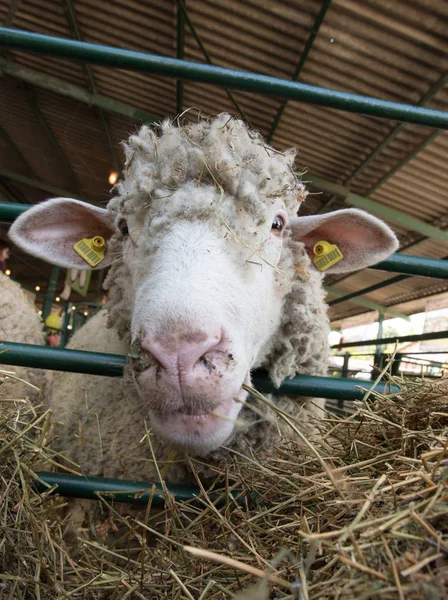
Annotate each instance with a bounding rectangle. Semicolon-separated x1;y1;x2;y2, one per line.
9;114;398;455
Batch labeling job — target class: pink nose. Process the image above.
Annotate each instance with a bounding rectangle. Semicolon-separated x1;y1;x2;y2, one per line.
140;328;227;376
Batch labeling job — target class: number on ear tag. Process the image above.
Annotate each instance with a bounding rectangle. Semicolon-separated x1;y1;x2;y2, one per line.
74;236;106;267
313;240;343;272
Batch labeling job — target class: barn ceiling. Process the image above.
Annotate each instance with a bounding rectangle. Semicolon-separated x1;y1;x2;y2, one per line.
0;0;447;320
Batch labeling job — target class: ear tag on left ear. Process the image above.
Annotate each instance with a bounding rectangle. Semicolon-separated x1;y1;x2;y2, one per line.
74;236;106;267
313;240;343;272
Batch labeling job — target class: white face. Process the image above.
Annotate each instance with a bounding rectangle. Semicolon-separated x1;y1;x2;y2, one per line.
120;185;290;455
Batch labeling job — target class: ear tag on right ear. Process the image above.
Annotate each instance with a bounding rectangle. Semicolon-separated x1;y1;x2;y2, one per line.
313;240;343;272
74;236;106;267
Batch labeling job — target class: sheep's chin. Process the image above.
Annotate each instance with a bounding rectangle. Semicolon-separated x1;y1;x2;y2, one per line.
149;389;247;456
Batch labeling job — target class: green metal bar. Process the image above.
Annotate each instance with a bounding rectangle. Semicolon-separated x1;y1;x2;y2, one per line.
329;254;448;307
372;312;384;380
33;471;204;506
328;274;408;307
0;170;87;201
0;58;161;124
26;85;83;195
332;329;448;350
267;0;332;142
176;0;185;115
178;0;250;124
324;285;410;320
0;341;125;376
2;29;448;128
374;254;448;278
0;125;38;178
61;0;121;175
41;266;60;321
0;341;399;400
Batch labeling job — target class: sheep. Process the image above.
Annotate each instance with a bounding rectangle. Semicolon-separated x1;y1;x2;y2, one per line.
0;271;45;401
9;114;398;485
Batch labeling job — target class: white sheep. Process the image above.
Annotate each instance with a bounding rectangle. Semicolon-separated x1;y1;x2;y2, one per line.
0;271;45;401
9;114;398;484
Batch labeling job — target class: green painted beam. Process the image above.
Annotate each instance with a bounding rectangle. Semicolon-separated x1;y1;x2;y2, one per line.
178;0;250;124
176;0;185;115
26;85;83;195
0;58;161;124
346;192;448;243
306;175;448;244
0;125;38;178
2;28;448;128
267;0;332;142
324;285;410;320
0;201;28;221
331;330;448;349
329;254;448;307
0;168;87;201
61;0;121;175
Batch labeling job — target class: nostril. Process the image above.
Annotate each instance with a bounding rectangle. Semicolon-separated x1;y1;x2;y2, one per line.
201;356;216;373
140;328;229;375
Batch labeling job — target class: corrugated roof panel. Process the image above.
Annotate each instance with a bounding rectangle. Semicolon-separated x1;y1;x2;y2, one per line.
0;76;81;191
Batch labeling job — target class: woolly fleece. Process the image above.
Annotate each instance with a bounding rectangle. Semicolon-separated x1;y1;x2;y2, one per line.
0;272;45;401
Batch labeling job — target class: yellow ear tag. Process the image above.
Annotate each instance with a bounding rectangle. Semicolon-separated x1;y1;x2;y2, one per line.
313;240;343;272
73;236;106;267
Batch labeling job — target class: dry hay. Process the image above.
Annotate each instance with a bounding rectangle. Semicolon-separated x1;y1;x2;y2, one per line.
1;368;447;599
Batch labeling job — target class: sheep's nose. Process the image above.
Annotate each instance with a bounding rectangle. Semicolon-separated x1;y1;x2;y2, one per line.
140;328;227;377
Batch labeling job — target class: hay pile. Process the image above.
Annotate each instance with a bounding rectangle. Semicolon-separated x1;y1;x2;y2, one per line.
1;370;447;599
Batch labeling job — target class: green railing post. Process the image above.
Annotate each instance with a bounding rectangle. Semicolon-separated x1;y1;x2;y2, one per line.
341;352;350;379
41;266;60;322
59;302;72;348
372;313;384;380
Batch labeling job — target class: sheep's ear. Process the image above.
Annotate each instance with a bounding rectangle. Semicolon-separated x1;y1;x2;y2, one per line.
9;198;116;270
289;208;398;274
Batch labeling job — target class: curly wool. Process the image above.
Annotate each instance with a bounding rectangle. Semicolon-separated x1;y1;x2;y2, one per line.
0;272;45;400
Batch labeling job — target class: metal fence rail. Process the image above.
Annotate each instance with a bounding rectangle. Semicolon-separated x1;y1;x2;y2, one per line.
0;341;399;400
331;330;448;350
1;28;448;128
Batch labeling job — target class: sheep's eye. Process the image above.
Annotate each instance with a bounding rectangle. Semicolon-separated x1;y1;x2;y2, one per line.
271;215;285;234
118;219;129;236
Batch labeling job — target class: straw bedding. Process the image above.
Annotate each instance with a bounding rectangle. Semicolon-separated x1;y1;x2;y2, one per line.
1;369;447;599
